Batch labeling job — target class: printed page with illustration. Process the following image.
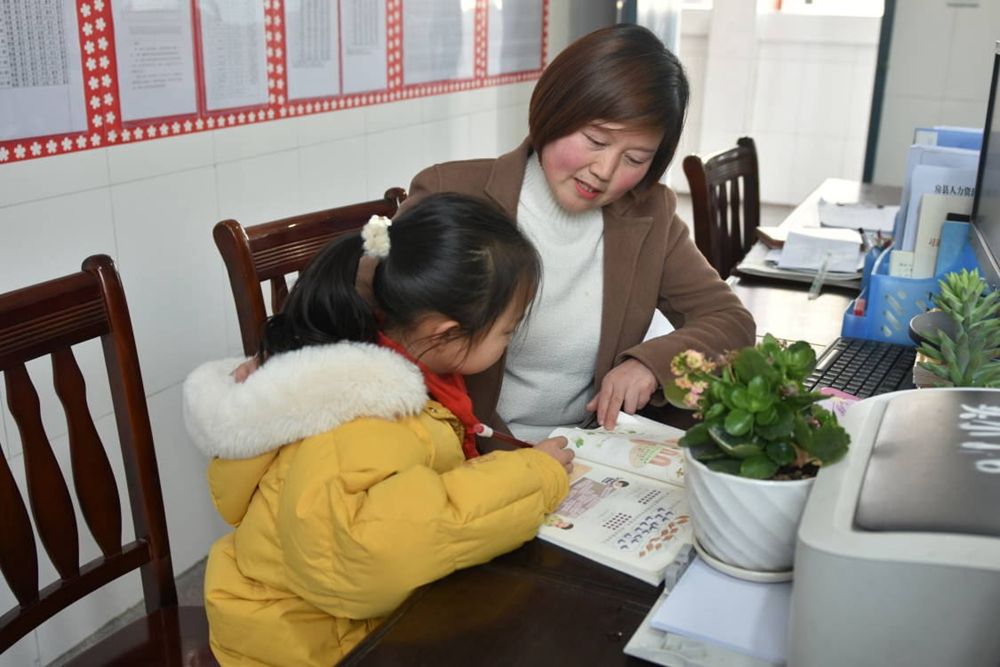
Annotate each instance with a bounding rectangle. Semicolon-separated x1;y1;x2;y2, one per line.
538;414;693;585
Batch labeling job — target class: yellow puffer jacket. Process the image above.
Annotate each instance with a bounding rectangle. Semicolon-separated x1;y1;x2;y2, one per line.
183;342;569;666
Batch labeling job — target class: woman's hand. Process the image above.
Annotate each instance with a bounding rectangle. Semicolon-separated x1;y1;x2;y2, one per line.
534;436;574;474
586;358;658;430
230;357;260;383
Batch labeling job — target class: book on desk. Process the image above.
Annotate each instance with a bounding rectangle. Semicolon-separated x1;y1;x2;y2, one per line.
735;241;863;289
734;183;899;289
537;413;692;586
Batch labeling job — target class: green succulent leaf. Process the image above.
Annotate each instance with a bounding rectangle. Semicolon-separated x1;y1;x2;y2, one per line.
729;386;751;411
755;407;795;440
704;402;726;420
926;269;1000;387
733;347;781;384
803;420;850;464
708;381;726;401
740;454;780;479
756;406;779;426
706;458;743;475
688;440;726;461
785;341;817;378
793;414;813;447
765;440;796;466
724;409;754;436
746;376;775;412
679;422;712;447
707;424;762;459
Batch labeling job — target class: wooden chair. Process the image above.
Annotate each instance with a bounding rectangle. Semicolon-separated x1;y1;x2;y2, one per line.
0;255;216;665
214;187;407;356
682;137;761;279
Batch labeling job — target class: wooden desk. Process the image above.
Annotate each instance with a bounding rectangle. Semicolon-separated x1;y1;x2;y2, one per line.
732;178;903;348
778;177;902;232
342;541;659;665
342;179;902;665
729;278;852;349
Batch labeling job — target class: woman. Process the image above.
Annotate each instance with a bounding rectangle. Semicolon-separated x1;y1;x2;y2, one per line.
399;24;755;444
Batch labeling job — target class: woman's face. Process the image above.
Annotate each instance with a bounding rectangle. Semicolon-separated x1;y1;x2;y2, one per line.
539;122;663;213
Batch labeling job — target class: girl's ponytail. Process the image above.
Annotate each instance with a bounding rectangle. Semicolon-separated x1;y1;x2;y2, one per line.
258;193;540;364
258;233;377;361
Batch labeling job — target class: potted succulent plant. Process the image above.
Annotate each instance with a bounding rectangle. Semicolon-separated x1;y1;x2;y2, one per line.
915;269;1000;388
666;335;850;575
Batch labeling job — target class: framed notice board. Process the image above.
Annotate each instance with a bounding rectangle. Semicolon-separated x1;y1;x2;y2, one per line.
0;0;547;164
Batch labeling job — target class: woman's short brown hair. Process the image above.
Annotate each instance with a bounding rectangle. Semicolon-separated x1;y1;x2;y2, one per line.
529;24;689;191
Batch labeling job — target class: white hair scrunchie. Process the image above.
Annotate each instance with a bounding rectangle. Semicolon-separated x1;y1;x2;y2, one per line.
361;215;392;259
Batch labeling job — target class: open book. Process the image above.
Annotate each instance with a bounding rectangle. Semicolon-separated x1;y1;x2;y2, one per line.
537;413;692;586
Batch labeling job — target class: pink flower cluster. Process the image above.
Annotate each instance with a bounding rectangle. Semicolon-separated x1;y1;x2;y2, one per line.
670;350;718;409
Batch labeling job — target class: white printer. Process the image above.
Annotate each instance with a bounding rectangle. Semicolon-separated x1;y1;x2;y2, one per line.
789;388;1000;667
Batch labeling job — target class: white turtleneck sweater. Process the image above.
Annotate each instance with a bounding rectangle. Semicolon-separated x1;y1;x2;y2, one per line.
498;156;604;443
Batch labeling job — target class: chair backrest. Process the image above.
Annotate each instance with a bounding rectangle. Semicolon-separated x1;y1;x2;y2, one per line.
214;187;407;356
682;137;761;279
0;255;175;653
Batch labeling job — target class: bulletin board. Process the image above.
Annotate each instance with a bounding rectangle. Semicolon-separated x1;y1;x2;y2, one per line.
0;0;547;165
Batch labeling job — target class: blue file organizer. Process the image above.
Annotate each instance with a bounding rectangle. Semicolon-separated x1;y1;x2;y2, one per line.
841;223;980;345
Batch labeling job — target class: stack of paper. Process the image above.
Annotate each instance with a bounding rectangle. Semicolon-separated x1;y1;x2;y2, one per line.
817;198;898;233
898;165;976;253
648;557;791;666
777;228;863;274
891;144;978;257
910;193;973;278
736;242;862;288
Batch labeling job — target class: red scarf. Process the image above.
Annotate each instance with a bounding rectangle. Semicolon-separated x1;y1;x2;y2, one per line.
377;332;480;459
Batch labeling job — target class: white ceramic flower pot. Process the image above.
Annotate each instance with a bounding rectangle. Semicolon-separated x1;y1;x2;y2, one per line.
683;448;814;573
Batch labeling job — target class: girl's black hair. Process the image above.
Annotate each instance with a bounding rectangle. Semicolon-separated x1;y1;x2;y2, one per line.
259;192;541;360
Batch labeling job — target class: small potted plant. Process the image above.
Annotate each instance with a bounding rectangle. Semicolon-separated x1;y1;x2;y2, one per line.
915;269;1000;388
666;335;850;575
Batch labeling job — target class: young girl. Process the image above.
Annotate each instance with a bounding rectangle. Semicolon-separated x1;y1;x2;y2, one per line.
401;24;756;444
184;193;574;666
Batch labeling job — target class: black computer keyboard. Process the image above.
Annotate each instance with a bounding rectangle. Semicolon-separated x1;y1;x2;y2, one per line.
804;336;917;398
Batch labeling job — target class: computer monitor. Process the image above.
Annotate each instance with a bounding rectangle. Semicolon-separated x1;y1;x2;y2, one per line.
971;41;1000;290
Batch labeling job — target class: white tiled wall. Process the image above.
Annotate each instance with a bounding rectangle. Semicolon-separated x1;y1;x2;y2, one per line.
146;386;231;571
111;168;229;394
0;149;110;208
107;132;215;185
872;2;1000;186
669;12;709;192
297;136;370;212
672;0;880;205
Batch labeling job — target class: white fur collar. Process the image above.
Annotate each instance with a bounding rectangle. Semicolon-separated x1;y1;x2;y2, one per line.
183;342;428;459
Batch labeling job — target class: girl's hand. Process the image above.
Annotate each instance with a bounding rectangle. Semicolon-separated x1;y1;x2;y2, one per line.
586;358;658;430
230;357;260;383
534;436;574;474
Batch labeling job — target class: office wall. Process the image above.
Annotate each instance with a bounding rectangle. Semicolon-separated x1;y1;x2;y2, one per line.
673;0;881;205
0;3;613;665
871;1;999;186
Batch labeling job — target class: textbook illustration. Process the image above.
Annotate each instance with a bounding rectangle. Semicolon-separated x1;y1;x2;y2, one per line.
538;413;692;586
